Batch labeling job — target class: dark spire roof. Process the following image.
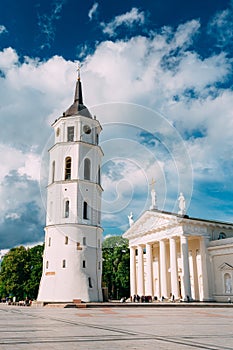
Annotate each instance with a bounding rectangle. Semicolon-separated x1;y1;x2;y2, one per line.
64;71;92;118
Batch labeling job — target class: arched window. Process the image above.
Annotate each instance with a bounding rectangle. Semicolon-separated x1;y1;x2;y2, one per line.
46;261;49;269
218;232;226;239
65;236;68;245
64;200;69;218
62;259;66;268
84;158;91;180
65;157;72;180
83;201;88;220
52;161;55;183
224;273;232;294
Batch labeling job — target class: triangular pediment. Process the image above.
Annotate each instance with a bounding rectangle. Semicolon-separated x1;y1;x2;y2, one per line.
219;262;233;271
123;210;179;239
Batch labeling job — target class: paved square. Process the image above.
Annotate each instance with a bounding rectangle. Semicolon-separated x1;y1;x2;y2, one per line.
0;305;233;349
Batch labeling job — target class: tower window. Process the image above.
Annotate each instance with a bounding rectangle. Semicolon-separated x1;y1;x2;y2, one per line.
98;261;101;270
84;158;91;180
83;260;86;268
48;237;51;247
96;133;99;145
97;166;101;185
52;161;55;183
83;201;88;220
97;210;101;225
65;236;68;245
64;200;69;218
67;126;74;141
65;157;72;180
46;261;49;269
88;277;93;288
83;237;86;246
62;259;66;268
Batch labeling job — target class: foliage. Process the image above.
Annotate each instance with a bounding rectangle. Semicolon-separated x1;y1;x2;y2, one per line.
24;245;44;299
102;235;130;300
0;244;43;301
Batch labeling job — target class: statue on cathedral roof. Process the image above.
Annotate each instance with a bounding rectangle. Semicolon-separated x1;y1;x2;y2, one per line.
128;212;134;227
178;192;186;216
150;178;157;210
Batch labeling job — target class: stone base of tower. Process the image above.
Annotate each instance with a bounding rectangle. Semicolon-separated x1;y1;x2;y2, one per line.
37;272;103;303
37;225;103;303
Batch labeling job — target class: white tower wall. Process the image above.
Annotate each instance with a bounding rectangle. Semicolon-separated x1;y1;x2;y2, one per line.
37;77;103;303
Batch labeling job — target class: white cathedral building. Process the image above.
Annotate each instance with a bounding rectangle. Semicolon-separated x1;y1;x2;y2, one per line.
123;188;233;302
37;72;103;303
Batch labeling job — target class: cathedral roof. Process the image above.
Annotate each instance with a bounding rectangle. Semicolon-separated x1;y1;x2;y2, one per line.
64;74;92;118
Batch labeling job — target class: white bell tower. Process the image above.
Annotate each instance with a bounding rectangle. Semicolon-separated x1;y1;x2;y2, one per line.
37;72;103;302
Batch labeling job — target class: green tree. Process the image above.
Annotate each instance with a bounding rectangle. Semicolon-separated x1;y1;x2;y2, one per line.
0;246;30;300
25;244;43;300
102;235;130;300
0;244;43;301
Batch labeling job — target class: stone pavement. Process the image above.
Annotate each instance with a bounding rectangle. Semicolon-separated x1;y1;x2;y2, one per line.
0;304;233;349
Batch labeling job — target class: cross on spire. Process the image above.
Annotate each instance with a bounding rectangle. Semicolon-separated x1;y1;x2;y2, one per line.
77;63;81;80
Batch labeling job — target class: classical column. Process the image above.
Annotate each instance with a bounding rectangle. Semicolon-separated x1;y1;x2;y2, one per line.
130;246;137;297
169;237;179;299
159;240;168;298
191;249;199;300
180;235;192;300
199;236;210;301
137;245;145;296
145;243;153;296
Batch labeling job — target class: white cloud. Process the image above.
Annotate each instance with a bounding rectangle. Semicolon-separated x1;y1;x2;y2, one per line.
84;20;228;109
5;213;20;220
0;25;7;35
0;47;18;70
88;2;99;21
101;7;145;37
208;0;233;48
37;0;66;50
18;153;42;182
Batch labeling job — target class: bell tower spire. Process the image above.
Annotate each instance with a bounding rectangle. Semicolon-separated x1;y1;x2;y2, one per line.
64;66;91;118
74;64;83;104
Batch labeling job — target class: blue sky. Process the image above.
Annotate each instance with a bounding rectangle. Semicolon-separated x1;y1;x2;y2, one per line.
0;0;233;248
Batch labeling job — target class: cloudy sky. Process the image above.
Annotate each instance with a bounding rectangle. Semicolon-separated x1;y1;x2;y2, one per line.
0;0;233;248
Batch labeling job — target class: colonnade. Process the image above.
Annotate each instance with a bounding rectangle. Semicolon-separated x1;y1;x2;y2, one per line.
130;235;210;301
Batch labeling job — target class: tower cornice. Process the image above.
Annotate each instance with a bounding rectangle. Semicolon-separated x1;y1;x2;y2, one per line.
47;179;104;192
48;141;104;156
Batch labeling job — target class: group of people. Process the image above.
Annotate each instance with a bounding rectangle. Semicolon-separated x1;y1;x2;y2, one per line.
132;294;152;303
1;296;31;306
